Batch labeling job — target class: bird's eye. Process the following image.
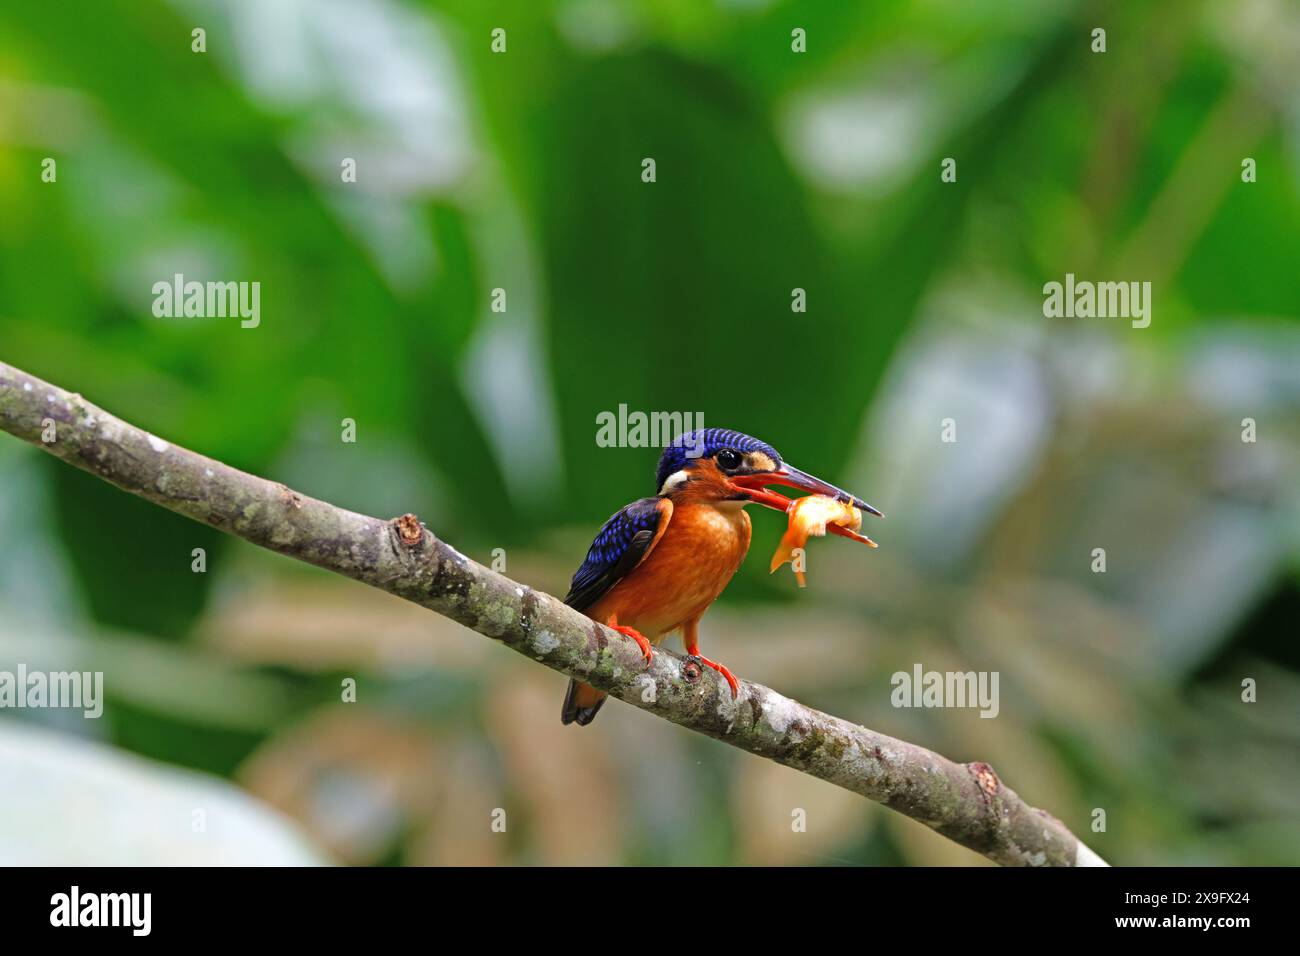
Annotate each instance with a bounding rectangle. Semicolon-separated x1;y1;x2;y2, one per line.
716;448;742;470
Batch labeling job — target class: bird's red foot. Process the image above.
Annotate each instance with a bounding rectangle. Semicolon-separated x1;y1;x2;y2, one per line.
609;623;653;664
687;654;740;698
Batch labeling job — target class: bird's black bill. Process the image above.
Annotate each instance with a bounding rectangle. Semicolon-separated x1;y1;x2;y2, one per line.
732;466;884;518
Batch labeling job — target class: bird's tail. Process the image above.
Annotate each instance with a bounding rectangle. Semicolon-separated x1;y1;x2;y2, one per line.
561;678;607;726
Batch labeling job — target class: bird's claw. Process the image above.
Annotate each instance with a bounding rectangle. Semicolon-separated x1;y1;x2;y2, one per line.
686;654;740;699
610;624;653;665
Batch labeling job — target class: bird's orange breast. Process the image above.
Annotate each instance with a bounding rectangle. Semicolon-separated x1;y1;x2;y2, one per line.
589;502;751;640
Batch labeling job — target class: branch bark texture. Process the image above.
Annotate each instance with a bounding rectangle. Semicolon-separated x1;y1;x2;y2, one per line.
0;359;1107;867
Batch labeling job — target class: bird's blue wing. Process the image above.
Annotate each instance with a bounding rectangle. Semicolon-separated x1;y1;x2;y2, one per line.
563;497;671;613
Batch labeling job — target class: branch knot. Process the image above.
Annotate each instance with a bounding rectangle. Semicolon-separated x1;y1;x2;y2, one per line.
394;512;424;548
969;761;1001;802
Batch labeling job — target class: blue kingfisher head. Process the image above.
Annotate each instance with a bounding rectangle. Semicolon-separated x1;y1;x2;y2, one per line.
655;427;882;517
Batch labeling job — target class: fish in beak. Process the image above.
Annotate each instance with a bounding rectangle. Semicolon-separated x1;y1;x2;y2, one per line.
730;466;882;547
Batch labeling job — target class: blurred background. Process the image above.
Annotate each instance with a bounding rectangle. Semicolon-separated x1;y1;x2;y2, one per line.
1;0;1298;865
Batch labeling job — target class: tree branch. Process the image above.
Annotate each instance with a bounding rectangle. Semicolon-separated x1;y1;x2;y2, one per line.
0;359;1107;867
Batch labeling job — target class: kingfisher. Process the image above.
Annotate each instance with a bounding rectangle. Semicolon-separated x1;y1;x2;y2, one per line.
560;427;882;725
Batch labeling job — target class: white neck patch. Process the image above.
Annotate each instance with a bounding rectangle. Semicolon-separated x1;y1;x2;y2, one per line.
658;469;690;495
